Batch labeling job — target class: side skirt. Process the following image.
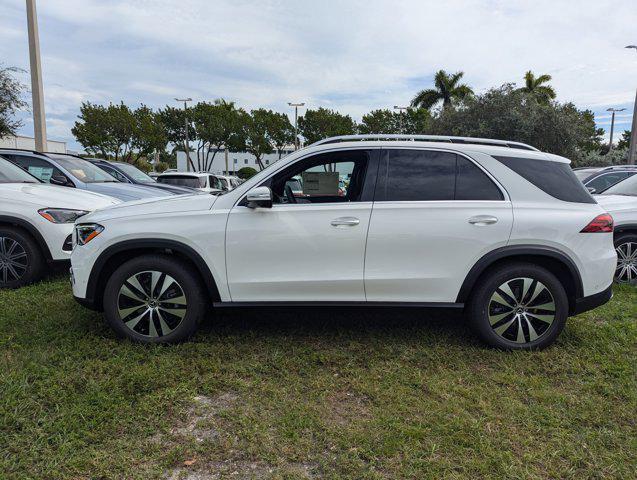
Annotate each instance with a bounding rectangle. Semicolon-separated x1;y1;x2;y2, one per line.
213;301;464;309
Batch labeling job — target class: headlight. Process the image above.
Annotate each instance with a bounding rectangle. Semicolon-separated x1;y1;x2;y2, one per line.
75;224;104;246
38;208;89;224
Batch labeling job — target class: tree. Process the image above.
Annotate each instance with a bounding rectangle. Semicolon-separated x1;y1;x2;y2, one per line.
359;108;432;134
158;106;196;171
517;70;556;104
411;70;473;110
237;109;274;170
298;107;356;144
237;166;257;180
73;102;167;163
429;84;602;160
0;66;27;138
267;111;295;158
617;130;631;150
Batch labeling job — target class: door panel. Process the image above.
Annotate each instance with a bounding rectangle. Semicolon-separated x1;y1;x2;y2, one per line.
226;203;372;301
364;201;513;302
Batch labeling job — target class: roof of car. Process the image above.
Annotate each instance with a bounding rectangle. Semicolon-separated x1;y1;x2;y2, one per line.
158;171;209;177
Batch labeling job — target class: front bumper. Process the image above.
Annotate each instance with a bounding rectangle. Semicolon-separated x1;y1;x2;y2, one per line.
571;283;613;316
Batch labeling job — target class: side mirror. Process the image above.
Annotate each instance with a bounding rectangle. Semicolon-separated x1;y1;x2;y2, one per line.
587;187;596;194
50;174;71;187
246;186;273;208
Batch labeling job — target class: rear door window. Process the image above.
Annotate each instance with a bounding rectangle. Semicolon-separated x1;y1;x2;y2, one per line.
493;155;595;204
5;154;67;184
586;172;632;192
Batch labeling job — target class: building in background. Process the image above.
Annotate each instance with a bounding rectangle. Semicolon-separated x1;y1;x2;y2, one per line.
176;147;294;173
0;135;66;153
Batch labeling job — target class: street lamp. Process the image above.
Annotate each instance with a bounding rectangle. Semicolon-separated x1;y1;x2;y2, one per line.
626;45;637;52
288;102;305;150
175;98;192;171
393;106;410;134
606;107;626;151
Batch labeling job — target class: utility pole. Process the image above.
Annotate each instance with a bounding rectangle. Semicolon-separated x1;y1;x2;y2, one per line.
175;98;192;171
288;102;305;150
26;0;47;152
393;106;409;134
606;107;626;151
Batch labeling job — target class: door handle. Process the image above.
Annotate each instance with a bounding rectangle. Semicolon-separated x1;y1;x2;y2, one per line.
331;217;360;227
468;215;498;226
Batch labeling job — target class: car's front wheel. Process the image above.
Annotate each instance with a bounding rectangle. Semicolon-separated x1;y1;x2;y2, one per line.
614;233;637;284
467;263;568;350
103;255;206;343
0;227;44;289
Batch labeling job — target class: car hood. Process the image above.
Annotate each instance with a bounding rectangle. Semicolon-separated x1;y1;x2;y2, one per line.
79;192;217;223
0;183;120;210
84;183;172;201
595;194;637;213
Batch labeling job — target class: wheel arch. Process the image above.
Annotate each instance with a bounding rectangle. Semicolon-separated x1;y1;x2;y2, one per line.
456;245;584;314
614;224;637;237
0;215;52;261
85;239;221;311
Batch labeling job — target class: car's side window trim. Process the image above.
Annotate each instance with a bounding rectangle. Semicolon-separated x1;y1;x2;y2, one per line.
235;148;381;208
374;147;509;202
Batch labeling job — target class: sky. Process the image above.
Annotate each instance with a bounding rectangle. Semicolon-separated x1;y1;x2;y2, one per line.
1;0;637;151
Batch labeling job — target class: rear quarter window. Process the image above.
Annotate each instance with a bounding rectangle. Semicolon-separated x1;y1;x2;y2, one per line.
493;156;595;204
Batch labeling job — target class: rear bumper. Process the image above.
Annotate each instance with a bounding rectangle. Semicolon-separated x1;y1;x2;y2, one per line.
571;284;613;316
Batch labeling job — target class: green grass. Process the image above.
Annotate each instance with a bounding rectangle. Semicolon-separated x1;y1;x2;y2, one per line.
1;277;635;479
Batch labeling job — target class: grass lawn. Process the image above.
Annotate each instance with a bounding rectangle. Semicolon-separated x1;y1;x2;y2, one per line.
1;277;635;479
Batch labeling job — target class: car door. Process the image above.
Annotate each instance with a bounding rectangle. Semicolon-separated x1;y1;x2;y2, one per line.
225;148;379;302
364;148;513;303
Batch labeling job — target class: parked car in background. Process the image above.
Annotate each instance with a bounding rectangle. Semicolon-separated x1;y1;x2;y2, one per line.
0;149;172;202
156;172;223;193
0;156;119;288
214;174;242;190
573;165;637;194
596;175;637;283
71;135;616;350
88;159;196;195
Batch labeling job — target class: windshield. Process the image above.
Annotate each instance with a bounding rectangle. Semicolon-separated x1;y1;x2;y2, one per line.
0;157;41;183
49;154;118;183
157;175;206;188
114;162;155;183
602;174;637;196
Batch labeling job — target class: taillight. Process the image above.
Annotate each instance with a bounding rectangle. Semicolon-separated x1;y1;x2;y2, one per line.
580;213;614;233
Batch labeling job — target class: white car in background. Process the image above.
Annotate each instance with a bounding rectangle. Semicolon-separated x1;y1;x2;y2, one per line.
156;172;223;193
596;174;637;283
0;156;119;288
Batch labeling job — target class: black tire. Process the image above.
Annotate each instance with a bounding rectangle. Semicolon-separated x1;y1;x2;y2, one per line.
0;226;44;289
103;254;206;343
467;263;568;350
614;232;637;284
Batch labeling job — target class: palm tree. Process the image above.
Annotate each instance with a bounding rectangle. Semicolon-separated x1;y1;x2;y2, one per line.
518;70;556;103
411;70;473;110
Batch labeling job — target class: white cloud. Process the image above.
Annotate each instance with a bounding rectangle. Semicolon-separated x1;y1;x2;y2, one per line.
1;0;636;148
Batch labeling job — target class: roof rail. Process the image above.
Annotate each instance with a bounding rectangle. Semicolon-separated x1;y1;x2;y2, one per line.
310;134;539;151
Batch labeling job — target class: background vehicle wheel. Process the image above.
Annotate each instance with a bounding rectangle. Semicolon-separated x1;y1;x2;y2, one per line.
103;254;206;343
614;233;637;284
467;263;568;350
0;227;44;289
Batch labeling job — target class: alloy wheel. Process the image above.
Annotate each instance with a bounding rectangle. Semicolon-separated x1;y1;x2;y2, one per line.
0;236;28;284
117;270;187;337
615;241;637;283
488;277;556;344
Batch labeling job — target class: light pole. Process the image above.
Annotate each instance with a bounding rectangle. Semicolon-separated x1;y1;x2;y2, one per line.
393;106;409;134
606;108;626;151
26;0;47;152
288;102;305;150
627;46;637;164
175;98;192;171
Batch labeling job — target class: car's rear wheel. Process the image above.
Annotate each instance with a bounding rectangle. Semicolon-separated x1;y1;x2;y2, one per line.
614;233;637;284
467;263;568;350
103;255;206;343
0;227;44;289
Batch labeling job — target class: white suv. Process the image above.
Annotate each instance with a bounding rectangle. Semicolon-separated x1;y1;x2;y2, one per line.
70;135;617;350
